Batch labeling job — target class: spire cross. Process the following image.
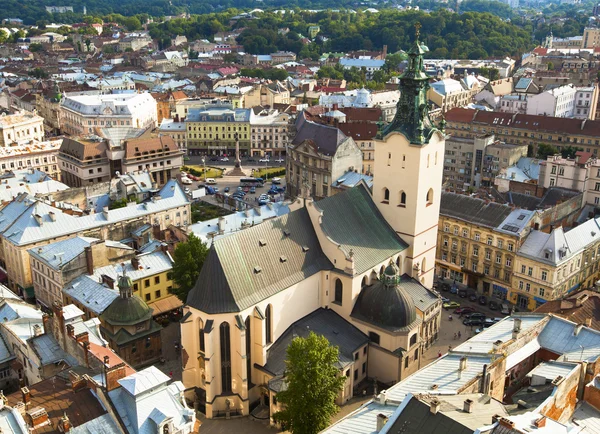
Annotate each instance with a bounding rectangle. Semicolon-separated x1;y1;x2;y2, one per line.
415;22;422;39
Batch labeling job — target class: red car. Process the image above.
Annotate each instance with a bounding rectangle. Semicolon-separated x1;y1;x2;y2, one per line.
455;306;477;315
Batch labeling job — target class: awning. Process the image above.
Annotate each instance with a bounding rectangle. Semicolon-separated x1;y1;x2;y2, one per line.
149;295;183;316
493;284;508;294
505;339;541;370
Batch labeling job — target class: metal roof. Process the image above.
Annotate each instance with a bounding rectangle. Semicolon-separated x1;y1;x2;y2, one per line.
70;414;121;434
526;360;578;382
118;366;170;396
316;185;408;274
63;275;119;316
186;207;332;314
440;193;512;229
27;236;98;270
540;316;600;362
92;251;173;282
324;401;397;434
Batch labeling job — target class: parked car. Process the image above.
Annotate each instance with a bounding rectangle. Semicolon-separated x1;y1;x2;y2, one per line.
224;187;230;193
458;288;468;298
210;157;219;162
249;187;256;194
275;158;285;163
501;304;512;315
464;318;485;327
441;297;450;303
247;158;257;162
259;158;270;163
443;301;460;310
272;177;282;184
489;300;499;311
450;285;458;294
440;283;451;292
180;176;192;185
478;295;488;305
454;306;477;315
206;178;217;185
465;312;486;321
468;293;478;302
184;187;191;195
220;157;229;162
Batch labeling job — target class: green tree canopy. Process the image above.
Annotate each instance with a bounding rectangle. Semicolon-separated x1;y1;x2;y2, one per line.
537;143;559;160
560;145;583;159
172;233;209;302
273;332;346;434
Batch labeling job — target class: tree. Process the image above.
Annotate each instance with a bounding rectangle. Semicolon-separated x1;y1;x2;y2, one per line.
560;145;583;159
537;143;559;159
172;233;209;302
28;43;43;53
479;67;500;81
273;332;346;434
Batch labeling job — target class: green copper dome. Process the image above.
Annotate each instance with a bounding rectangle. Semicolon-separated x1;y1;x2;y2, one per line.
100;294;153;326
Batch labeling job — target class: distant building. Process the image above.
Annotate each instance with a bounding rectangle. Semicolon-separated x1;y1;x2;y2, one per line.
0;139;61;179
45;6;73;13
0;110;45;147
249;108;290;158
338;58;385;79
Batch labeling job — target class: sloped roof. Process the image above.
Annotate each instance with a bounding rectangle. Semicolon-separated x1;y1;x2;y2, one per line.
535;290;600;331
292;111;348;155
440;193;512;229
315;184;408;274
118;366;170;396
186;207;332;314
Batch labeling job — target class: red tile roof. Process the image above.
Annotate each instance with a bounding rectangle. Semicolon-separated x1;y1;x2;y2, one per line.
338;121;378;141
535;289;600;331
88;342;136;376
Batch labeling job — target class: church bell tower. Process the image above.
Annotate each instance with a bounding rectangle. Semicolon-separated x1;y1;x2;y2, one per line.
373;23;446;289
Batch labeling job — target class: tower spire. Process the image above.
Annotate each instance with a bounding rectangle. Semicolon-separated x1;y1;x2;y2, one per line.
378;22;444;145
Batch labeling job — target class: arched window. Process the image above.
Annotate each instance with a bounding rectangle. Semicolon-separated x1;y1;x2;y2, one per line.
370;270;378;282
383;188;390;203
361;276;367;288
426;188;433;206
245;316;253;387
265;305;272;345
199;319;205;353
414;349;419;360
334;279;343;304
422;258;427;274
410;334;417;347
399;191;406;207
380;265;385;275
220;322;232;393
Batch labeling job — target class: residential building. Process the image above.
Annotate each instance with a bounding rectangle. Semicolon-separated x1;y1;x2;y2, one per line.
99;272;162;368
151;90;187;124
339;58;385;79
249;108;290;158
28;236;134;309
287;111;363;199
185;103;251;156
535;289;600;330
242;82;291;108
437;193;534;298
474;78;514;109
445;108;600;157
0;139;61;179
338;121;378;175
180;32;445;420
513;217;600;310
118;35;152;52
121;135;183;185
427;78;478;113
526;84;576;118
319;88;400;122
583;27;600;48
539;152;591;191
499;94;529;114
0;179;189;296
0;110;44;146
158;118;187;153
271;51;297;64
59;93;158;136
574;85;599;120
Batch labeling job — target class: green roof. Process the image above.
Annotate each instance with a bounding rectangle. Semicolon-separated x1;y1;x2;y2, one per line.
100;295;153;326
101;320;162;346
315;184;408;274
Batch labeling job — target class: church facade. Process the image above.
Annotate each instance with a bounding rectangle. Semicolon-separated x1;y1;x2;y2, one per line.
180;30;447;420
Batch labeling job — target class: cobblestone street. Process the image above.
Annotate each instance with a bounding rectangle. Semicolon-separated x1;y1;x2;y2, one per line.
155;320;183;382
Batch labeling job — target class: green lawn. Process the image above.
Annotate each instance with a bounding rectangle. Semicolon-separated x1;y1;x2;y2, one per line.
253;167;285;179
183;165;224;179
191;201;232;223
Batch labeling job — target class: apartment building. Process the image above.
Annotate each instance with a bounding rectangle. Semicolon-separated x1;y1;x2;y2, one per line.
445;108;600;156
526;84;576;118
185;104;251;156
437;193;534;299
0;179;189;296
28;236;135;309
122;136;183;185
242;82;291;108
583;27;600;48
427;78;476;113
443;135;527;190
513;217;600;310
60;92;157;136
158;118;187;153
574;86;599;120
0;110;45;146
118;35;152;52
58;136;111;186
0;139;61;179
249;109;290;158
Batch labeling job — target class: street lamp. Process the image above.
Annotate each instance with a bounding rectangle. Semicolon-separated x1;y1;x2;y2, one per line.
202;158;206;183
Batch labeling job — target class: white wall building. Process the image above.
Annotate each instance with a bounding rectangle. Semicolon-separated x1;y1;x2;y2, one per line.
60;93;158;136
249;109;290;158
0;111;45;147
526;84;577;118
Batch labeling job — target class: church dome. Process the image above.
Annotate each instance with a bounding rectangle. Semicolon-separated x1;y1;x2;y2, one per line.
101;294;153;326
353;263;417;330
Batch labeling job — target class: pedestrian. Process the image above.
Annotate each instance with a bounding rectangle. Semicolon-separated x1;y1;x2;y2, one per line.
448;345;452;352
453;332;457;340
169;371;173;378
438;351;442;358
458;331;462;339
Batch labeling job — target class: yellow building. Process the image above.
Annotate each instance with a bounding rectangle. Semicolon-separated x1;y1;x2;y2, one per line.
185;104;251;157
437;193;533;299
512;218;600;310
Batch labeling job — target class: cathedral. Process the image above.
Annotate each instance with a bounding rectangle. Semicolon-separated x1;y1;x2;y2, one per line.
180;29;448;420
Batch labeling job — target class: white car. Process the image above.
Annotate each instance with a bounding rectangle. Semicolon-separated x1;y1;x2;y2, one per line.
220;157;229;162
259;158;270;163
184;187;191;195
275;158;284;163
180;176;192;185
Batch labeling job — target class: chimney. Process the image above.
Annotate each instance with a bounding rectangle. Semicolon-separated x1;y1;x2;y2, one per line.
535;417;547;428
575;323;584;336
430;398;441;414
131;257;140;270
101;274;115;289
69;371;86;392
382;44;388;58
32;324;43;337
58;413;72;432
48;211;56;222
66;324;74;337
21;387;30;405
75;332;89;345
218;216;226;234
84;246;94;276
33;213;43;226
376;413;388;431
499;418;515;429
492;414;502;424
26;407;49;428
463;399;474;413
512;318;522;338
102;206;109;219
105;363;128;392
42;314;50;335
459;356;468;371
586;317;593;327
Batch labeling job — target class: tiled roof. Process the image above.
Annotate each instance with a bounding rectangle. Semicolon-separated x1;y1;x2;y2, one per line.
59;137;107;161
338;121;378;141
315;184;408;274
440;192;512;229
124;135;179;159
535;290;600;331
292;111;348;155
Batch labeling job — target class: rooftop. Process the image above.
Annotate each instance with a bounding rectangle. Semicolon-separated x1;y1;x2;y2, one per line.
0;110;44;128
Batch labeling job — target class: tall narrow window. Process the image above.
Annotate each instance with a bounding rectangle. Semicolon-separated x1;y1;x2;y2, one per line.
199;320;205;353
399;191;406;207
245;316;253;387
220;322;232;393
265;304;272;344
383;188;390;203
334;279;343;304
426;188;433;206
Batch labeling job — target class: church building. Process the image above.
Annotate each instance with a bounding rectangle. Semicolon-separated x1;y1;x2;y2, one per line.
180;28;447;420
